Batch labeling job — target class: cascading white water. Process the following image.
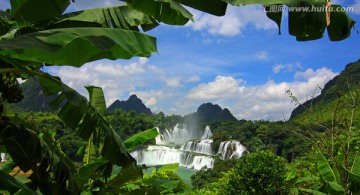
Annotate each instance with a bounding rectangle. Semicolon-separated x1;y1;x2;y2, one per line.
131;124;246;170
188;156;214;170
201;126;212;139
155;124;195;146
217;141;246;160
180;139;214;155
131;146;181;166
1;153;6;162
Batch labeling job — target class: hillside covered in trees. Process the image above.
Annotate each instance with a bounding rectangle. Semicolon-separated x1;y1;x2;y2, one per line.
1;0;358;194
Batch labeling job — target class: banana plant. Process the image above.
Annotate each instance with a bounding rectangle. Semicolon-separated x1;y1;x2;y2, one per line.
0;0;357;193
288;151;360;195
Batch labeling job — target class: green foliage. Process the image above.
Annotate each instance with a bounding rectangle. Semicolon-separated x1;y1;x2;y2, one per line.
191;158;236;189
210;120;309;162
0;170;37;194
9;78;53;112
124;128;159;150
286;67;360;194
107;109;155;140
228;150;287;195
0;73;23;103
0;0;357;194
138;169;187;194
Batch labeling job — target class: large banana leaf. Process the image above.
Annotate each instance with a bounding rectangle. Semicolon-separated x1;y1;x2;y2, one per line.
0;170;37;195
316;151;337;183
226;0;323;6
37;74;138;169
100;164;143;194
86;86;106;115
10;0;70;23
53;5;159;32
175;0;227;16
0;28;157;67
76;157;110;187
0;124;42;172
316;151;346;193
124;128;159;150
327;5;355;41
349;154;360;192
126;0;193;25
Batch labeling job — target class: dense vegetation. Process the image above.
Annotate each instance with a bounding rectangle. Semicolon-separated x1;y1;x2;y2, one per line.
2;61;360;194
0;0;358;194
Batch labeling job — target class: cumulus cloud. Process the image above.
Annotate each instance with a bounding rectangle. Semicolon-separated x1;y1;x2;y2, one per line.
186;67;338;120
48;58;161;107
186;76;245;100
273;62;302;74
187;5;277;36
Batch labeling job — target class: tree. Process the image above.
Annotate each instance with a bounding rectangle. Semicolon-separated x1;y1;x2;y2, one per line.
228;150;287;195
0;0;356;193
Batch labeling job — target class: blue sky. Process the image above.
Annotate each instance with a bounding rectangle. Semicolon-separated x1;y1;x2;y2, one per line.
3;0;360;120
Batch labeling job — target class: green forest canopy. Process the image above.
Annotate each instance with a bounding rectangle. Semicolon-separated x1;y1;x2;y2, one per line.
0;0;359;194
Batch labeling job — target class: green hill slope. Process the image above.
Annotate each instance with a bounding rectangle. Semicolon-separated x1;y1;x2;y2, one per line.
289;59;360;124
10;77;52;112
107;94;152;115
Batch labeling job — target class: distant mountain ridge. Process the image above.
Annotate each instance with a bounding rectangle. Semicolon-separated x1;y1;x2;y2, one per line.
196;102;238;123
290;59;360;120
107;95;152;115
10;77;52;112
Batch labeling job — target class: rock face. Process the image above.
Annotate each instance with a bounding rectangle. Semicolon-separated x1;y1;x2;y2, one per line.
107;94;152;115
196;102;237;123
289;59;360;119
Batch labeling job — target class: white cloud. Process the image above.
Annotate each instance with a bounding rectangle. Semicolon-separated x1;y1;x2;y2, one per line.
294;67;337;81
273;62;302;74
186;67;338;120
186;76;245;100
187;5;277;36
256;51;268;60
48;58;160;107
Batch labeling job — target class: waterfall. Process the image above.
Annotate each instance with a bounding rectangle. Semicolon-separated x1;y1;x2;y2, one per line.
188;156;214;170
131;146;215;170
131;124;246;170
180;139;214;155
131;146;181;166
0;153;5;162
201;126;213;139
217;141;246;160
155;124;195;146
